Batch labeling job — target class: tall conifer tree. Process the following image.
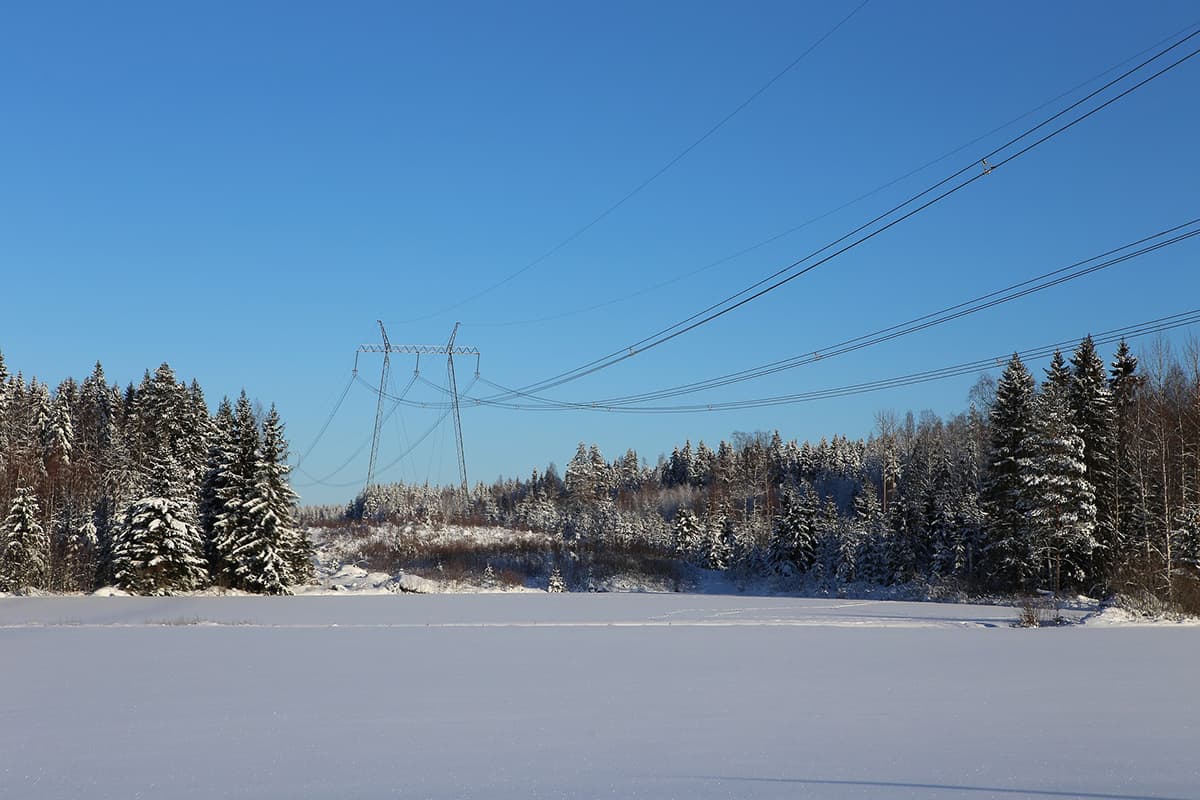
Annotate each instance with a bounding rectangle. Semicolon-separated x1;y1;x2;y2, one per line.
1070;335;1117;584
0;487;49;591
1024;351;1098;593
982;354;1038;589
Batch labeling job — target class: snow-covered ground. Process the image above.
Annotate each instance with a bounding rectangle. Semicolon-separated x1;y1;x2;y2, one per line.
1;594;1197;800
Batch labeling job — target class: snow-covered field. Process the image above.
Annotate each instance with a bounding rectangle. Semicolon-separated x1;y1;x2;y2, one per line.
1;595;1196;800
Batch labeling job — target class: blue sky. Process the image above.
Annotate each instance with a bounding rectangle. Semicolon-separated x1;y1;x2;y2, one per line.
2;1;1198;504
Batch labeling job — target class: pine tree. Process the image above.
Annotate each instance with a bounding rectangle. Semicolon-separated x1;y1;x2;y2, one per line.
547;564;566;592
0;487;50;591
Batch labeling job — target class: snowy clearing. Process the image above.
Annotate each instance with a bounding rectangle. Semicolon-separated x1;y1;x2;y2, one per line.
1;595;1197;800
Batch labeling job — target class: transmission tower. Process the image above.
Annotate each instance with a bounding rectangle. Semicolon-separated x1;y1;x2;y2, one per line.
444;322;469;494
356;322;480;492
365;320;391;489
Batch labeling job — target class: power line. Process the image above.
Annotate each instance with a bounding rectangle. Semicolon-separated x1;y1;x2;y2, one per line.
468;17;1200;329
467;310;1200;413
293;371;419;487
374;219;1200;412
296;403;455;490
496;29;1200;399
397;0;873;324
362;377;481;484
568;220;1200;406
292;371;356;468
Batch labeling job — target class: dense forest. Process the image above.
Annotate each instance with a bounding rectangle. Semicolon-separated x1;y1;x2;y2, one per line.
6;335;1198;613
343;335;1200;612
0;355;312;595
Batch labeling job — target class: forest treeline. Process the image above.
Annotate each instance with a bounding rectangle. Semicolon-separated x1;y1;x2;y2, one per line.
0;356;312;595
345;335;1200;611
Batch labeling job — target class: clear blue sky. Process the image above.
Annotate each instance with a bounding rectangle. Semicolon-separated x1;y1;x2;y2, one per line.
2;1;1198;505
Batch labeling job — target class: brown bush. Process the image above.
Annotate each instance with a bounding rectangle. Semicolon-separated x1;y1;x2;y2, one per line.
321;523;685;589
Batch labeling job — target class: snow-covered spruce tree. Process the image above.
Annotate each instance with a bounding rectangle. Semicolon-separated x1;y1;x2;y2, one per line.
112;495;207;595
1108;339;1143;574
63;515;99;592
199;398;236;577
886;493;920;585
588;444;612;500
564;442;594;499
672;507;704;564
1023;351;1097;594
0;487;50;592
767;487;817;576
852;480;890;585
927;452;967;581
46;385;75;475
835;517;861;585
812;496;843;588
1069;335;1117;585
131;364;207;490
211;393;259;587
767;489;800;576
0;353;9;479
232;405;311;594
111;368;212;595
981;353;1038;590
704;510;734;571
547;564;566;592
111;452;208;595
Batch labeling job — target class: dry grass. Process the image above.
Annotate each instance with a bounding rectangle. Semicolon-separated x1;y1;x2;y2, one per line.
1111;557;1200;619
316;522;683;591
1013;596;1066;628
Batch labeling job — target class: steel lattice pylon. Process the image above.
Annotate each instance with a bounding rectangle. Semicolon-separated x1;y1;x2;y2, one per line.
357;321;479;493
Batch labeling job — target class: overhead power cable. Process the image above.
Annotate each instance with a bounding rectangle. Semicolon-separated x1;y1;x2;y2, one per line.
493;28;1200;400
361;376;480;489
294;371;419;487
376;219;1200;412
397;0;872;324
297;405;454;490
470;17;1200;329
467;310;1200;413
575;219;1200;406
292;372;356;468
298;374;485;489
